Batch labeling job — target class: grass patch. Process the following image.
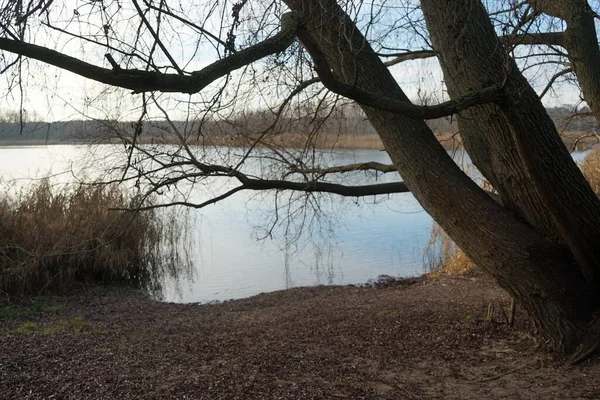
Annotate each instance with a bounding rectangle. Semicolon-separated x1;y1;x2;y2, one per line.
14;317;106;335
0;300;49;319
15;321;38;333
0;178;189;297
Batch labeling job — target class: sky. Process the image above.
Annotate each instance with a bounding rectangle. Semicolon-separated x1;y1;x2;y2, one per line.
0;0;587;122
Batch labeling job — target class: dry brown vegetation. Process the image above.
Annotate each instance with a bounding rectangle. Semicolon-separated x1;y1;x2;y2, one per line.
3;128;597;153
582;148;600;196
0;179;185;297
138;132;387;150
132;131;464;151
424;223;475;276
131;130;599;152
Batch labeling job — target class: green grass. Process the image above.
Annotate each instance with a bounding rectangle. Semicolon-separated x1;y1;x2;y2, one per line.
0;301;49;319
14;317;107;335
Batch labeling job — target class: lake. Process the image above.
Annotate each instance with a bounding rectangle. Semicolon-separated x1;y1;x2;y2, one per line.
0;144;590;303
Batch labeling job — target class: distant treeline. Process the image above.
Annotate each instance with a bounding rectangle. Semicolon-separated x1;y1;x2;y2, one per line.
0;105;596;146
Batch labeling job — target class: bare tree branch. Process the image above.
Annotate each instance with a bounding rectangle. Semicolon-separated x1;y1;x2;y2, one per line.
15;0;54;25
570;132;600;153
142;0;228;49
236;77;322;167
375;32;568;68
0;12;300;94
540;67;573;99
292;161;397;175
125;178;409;212
131;0;183;74
379;50;437;67
489;1;528;16
507;32;566;47
240;179;409;196
297;27;505;119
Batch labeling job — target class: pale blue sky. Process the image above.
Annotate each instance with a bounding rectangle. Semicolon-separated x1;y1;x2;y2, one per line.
0;0;587;122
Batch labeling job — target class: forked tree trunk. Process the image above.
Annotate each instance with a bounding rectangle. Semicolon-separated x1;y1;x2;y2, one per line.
283;0;600;358
421;0;600;358
420;0;600;279
530;0;600;124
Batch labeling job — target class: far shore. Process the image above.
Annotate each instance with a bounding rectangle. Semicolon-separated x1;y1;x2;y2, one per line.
0;131;598;152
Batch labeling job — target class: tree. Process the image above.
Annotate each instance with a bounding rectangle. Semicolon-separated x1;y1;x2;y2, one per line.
2;0;600;362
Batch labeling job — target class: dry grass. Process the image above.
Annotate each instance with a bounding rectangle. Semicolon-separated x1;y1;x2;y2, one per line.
181;133;387;150
423;223;475;276
0;179;187;297
121;131;600;152
582;148;600;196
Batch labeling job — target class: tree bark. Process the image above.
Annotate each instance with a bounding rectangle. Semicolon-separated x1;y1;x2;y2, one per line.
529;0;600;123
421;0;600;286
423;0;600;356
283;0;596;353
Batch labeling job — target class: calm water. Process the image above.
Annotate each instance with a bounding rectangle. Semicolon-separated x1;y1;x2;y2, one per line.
0;145;590;303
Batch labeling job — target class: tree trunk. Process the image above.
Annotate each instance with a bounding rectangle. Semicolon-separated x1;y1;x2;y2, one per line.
421;0;600;285
530;0;600;123
283;0;599;355
420;0;600;358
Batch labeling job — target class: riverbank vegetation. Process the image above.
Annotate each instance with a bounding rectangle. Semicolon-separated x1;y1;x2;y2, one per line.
0;179;188;298
582;148;600;196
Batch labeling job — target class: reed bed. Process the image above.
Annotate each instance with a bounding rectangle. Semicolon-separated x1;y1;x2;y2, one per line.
0;179;187;297
180;133;387;150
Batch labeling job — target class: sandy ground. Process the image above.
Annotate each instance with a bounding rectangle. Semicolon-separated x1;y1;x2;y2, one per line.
1;272;599;399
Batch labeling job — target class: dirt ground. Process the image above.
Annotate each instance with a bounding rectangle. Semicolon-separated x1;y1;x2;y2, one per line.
1;272;599;399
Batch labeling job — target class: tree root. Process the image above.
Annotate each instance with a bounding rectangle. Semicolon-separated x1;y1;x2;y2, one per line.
568;315;600;365
468;362;533;384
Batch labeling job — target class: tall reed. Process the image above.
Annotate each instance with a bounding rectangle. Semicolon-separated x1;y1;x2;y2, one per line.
0;179;189;297
423;223;474;275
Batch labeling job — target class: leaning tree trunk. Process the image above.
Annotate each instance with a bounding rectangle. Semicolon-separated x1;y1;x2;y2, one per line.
283;0;600;356
419;0;600;359
420;0;600;282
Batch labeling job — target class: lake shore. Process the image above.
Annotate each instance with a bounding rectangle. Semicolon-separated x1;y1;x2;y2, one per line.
1;272;598;399
0;130;597;152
